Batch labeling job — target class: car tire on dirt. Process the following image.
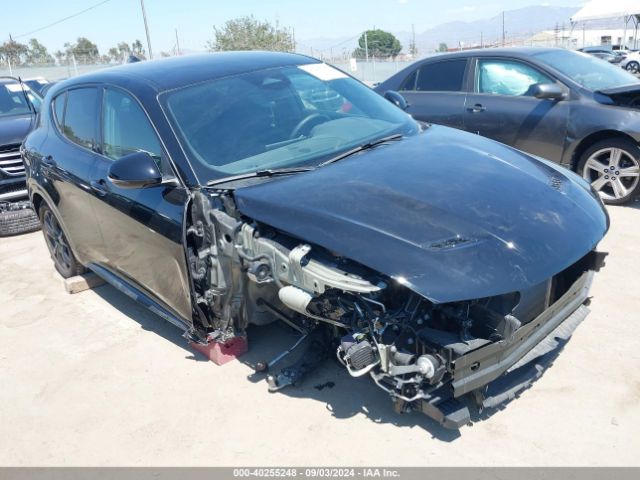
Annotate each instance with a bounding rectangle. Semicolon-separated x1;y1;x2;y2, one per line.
39;203;85;278
625;61;639;74
0;202;41;237
578;138;640;205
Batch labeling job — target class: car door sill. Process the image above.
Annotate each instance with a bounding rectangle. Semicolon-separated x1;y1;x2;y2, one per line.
88;262;192;333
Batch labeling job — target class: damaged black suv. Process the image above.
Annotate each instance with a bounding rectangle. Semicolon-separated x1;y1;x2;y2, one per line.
23;52;609;429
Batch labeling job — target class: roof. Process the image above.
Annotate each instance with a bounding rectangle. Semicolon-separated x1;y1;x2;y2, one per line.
423;46;566;61
53;51;319;95
571;0;640;22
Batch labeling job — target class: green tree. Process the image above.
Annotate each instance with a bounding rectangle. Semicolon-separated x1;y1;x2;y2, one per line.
117;42;131;61
206;15;294;52
66;37;99;64
0;39;28;66
54;50;65;65
107;47;119;62
131;39;145;56
353;29;402;59
438;43;448;52
25;38;54;65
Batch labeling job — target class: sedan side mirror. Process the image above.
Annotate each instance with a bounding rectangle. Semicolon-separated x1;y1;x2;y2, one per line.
384;90;410;110
530;83;566;101
108;151;162;189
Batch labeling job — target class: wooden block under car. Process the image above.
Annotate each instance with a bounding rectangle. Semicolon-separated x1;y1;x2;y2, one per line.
189;336;248;365
63;272;106;294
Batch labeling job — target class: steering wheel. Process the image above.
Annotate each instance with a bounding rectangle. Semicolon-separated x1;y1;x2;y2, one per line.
289;113;330;139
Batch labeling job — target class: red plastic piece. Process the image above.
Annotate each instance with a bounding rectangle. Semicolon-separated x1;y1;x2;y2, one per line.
190;336;248;365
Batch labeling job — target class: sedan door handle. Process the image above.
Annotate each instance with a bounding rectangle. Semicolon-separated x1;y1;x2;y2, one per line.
467;104;486;113
90;179;110;196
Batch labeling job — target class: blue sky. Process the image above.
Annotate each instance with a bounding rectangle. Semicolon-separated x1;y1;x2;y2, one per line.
4;0;586;55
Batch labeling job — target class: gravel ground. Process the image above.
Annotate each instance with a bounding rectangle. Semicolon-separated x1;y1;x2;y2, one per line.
0;201;639;466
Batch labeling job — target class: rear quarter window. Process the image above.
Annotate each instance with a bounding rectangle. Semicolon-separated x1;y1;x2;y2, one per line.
52;92;66;127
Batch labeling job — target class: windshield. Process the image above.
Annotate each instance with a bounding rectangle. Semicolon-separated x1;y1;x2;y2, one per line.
162;63;418;181
533;49;640;91
0;81;40;117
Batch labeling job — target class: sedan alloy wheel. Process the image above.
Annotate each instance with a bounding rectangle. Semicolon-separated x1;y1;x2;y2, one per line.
582;146;640;203
625;61;640;74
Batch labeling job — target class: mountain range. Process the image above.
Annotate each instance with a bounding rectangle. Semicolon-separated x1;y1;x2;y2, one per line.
298;5;628;55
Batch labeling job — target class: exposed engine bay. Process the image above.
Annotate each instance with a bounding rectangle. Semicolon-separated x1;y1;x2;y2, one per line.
185;190;606;429
597;87;640;109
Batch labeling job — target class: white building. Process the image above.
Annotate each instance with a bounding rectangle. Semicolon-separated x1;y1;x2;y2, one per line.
526;28;637;49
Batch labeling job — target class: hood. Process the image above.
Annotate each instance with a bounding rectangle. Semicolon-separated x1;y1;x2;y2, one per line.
234;126;608;303
0;114;35;147
595;84;640;108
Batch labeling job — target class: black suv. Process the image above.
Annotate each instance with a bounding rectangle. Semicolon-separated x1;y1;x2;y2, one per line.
0;77;41;236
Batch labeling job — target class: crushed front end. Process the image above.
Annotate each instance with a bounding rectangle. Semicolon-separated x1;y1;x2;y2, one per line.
186;189;607;429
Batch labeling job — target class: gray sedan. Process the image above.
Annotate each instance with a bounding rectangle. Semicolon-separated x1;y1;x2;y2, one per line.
375;47;640;204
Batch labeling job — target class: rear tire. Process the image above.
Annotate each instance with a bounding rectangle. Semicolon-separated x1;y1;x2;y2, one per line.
0;202;40;237
578;138;640;205
626;61;639;74
39;204;85;278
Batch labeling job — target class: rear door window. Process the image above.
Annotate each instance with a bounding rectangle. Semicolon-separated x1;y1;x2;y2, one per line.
62;88;99;150
414;60;467;92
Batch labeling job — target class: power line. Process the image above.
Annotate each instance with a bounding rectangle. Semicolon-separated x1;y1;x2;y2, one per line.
12;0;112;39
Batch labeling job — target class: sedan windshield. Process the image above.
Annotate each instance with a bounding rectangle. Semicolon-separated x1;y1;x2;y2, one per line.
162;63;419;181
533;49;640;91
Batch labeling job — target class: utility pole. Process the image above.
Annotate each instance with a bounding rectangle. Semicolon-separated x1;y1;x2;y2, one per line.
7;34;13;75
411;23;416;56
175;29;181;55
502;11;505;46
364;31;369;63
481;31;483;48
140;0;153;59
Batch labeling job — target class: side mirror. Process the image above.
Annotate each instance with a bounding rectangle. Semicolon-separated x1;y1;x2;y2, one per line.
384;90;409;110
530;83;566;100
108;151;162;189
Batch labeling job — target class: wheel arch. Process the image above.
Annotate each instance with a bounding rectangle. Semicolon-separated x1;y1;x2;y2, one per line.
570;130;640;171
31;192;44;215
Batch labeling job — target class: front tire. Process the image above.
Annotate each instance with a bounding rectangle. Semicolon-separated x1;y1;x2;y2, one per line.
626;61;639;74
578;138;640;205
39;204;85;278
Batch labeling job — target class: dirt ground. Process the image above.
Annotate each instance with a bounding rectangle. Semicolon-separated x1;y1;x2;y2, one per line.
1;201;639;467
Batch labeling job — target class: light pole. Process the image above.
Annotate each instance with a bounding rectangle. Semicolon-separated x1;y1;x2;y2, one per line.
140;0;153;59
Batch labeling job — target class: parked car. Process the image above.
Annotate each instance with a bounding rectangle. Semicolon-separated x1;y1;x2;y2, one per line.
375;47;640;204
578;47;623;64
620;50;640;74
23;52;608;429
0;77;41;236
22;77;52;96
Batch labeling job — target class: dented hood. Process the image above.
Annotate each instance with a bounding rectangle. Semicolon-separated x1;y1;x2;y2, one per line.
234;126;608;303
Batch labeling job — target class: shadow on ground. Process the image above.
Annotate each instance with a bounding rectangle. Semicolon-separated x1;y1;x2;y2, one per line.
90;280;571;441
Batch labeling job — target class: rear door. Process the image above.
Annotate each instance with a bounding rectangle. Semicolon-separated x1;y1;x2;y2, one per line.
463;57;569;161
89;86;193;323
399;58;469;129
44;87;104;263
